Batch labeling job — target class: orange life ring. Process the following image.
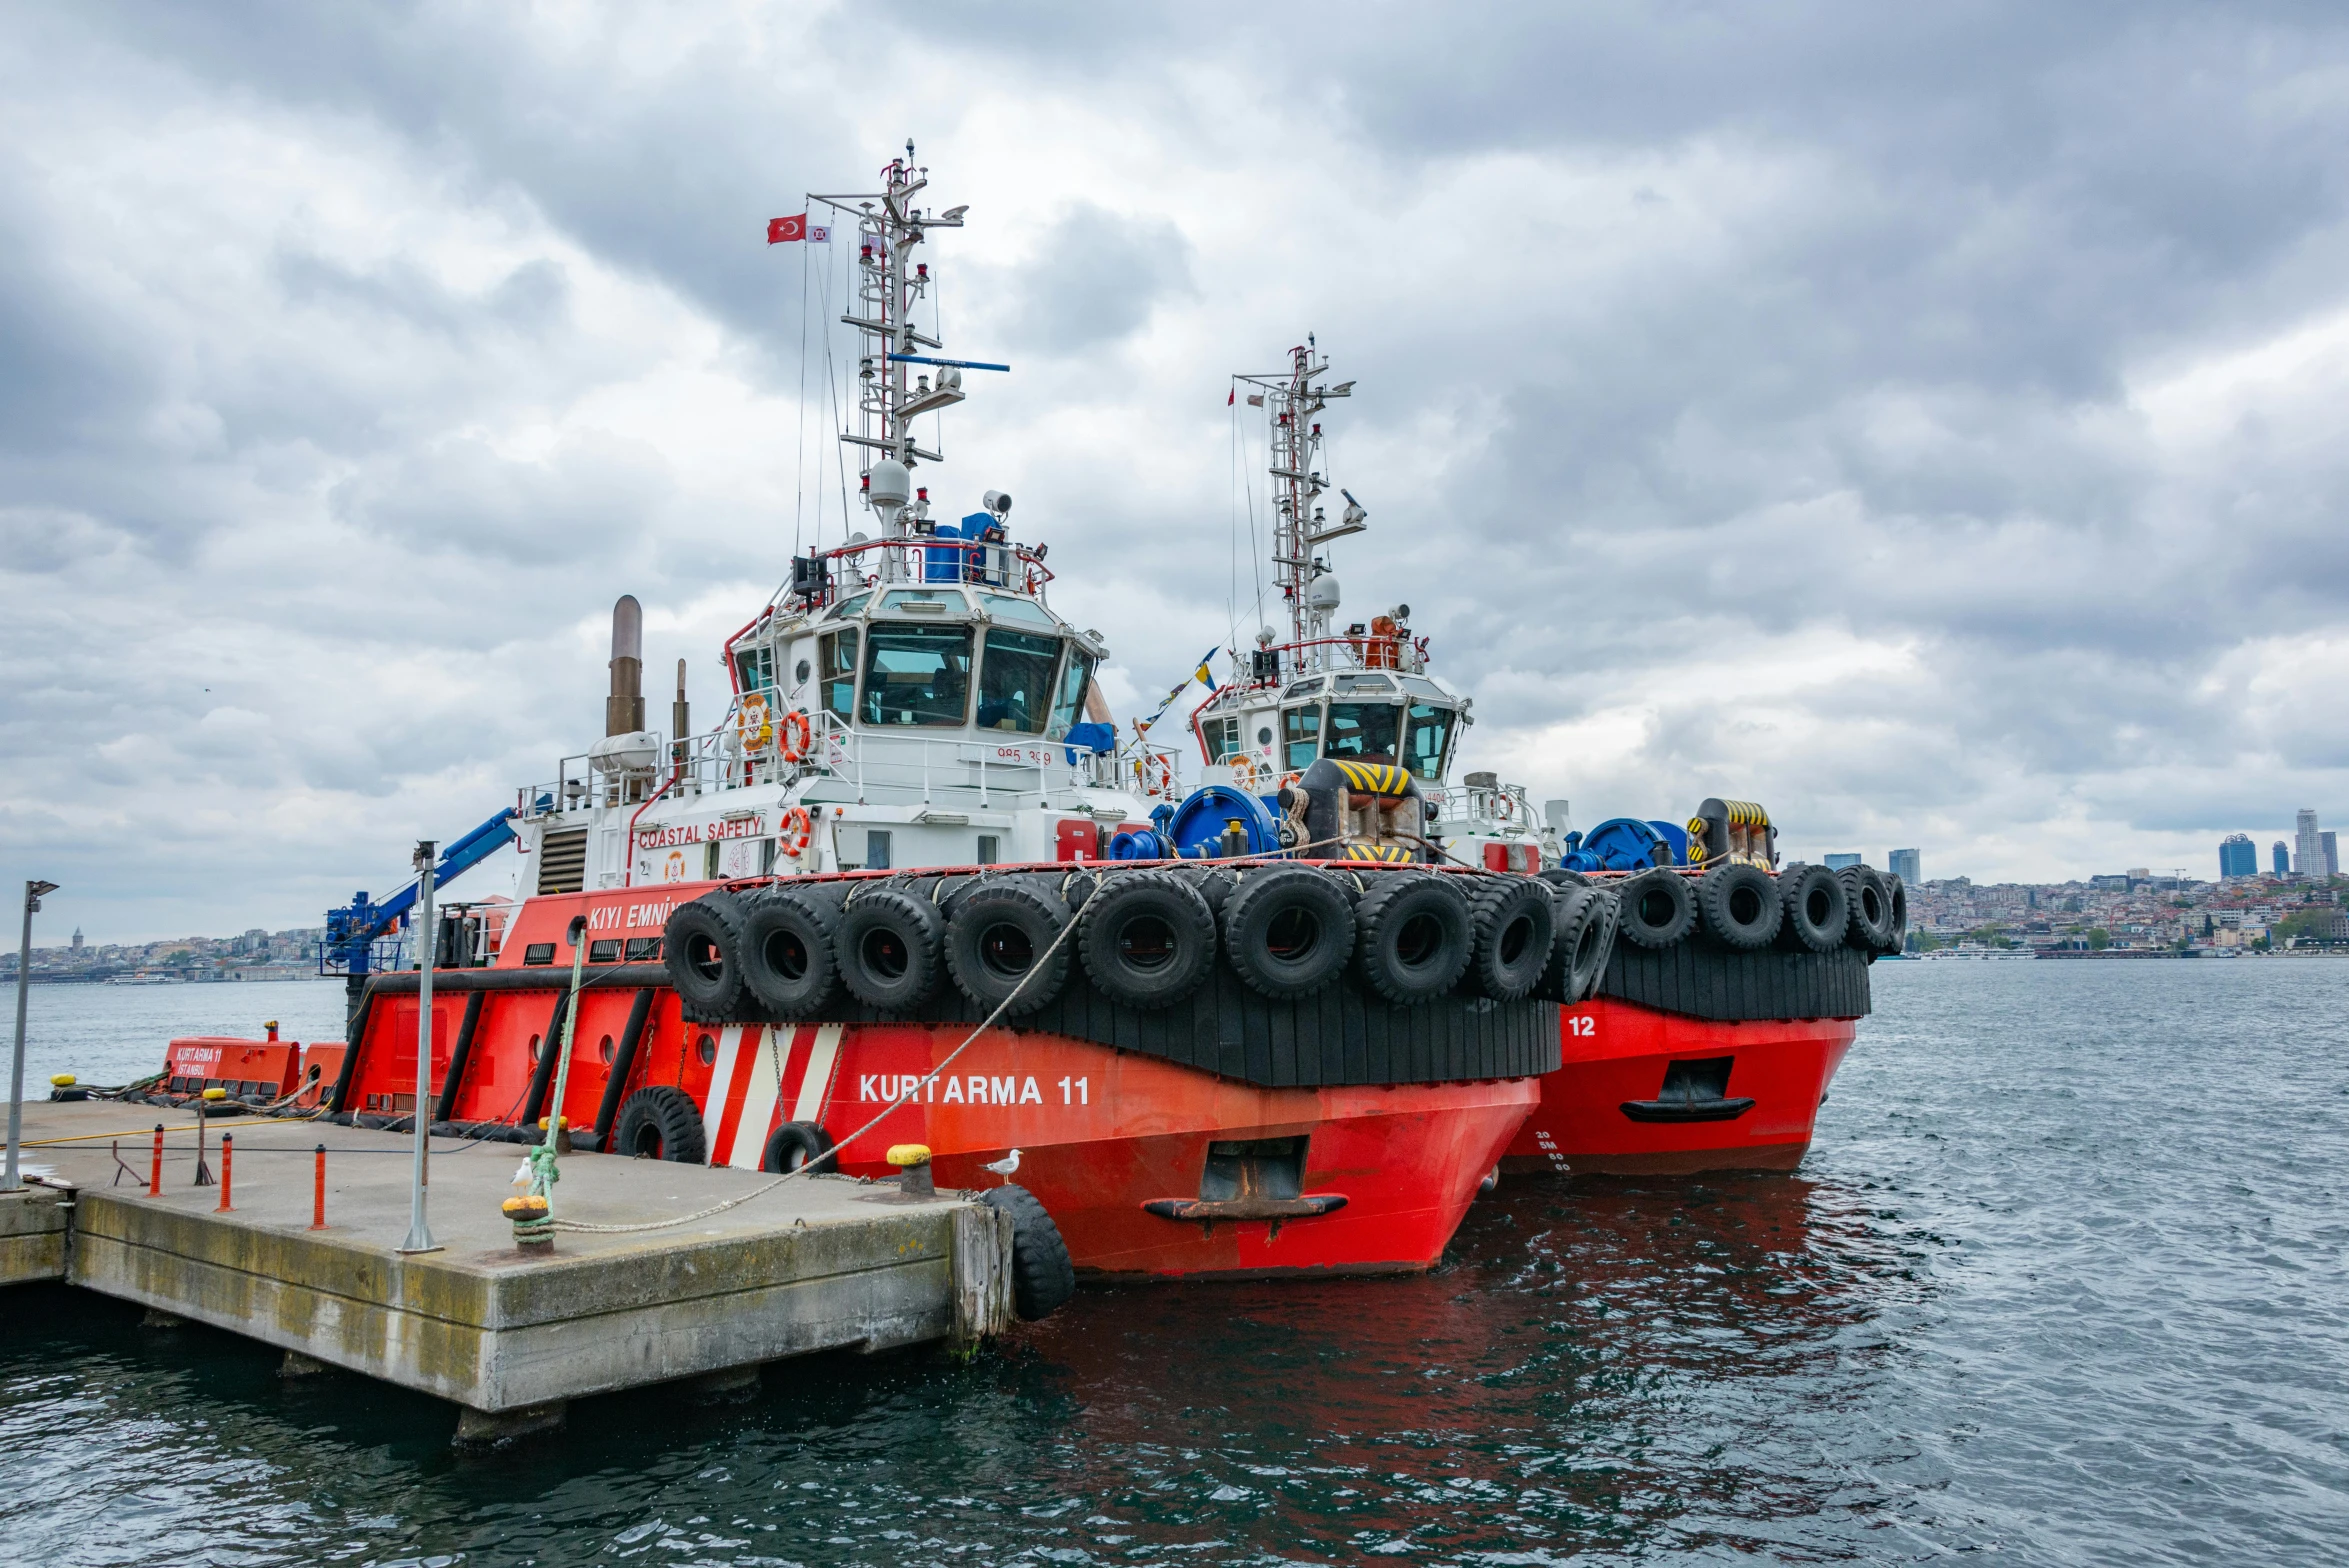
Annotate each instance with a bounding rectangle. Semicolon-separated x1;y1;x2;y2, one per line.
1156;757;1174;797
1278;770;1302;795
1229;753;1263;791
778;708;813;764
1493;791;1516;820
776;804;814;859
738;692;773;753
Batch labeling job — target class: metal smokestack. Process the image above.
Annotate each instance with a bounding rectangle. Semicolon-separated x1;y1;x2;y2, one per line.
606;595;644;737
671;658;689;773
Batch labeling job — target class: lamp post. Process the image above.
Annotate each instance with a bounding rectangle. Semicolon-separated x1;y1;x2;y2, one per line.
6;879;61;1191
397;843;440;1254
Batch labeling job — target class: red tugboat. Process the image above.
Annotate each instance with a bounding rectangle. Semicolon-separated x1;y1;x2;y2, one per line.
1505;802;1905;1175
135;147;1571;1282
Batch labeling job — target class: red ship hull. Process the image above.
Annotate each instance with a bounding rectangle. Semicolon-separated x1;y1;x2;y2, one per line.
321;882;1542;1279
1503;998;1856;1176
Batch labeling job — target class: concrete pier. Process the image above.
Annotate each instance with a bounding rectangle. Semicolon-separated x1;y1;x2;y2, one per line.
4;1101;1014;1431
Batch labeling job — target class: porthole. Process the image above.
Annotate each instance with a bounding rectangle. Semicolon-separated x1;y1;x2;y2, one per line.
597;1034;614;1064
1257;726;1272;746
795;658;812;684
697;1032;717;1065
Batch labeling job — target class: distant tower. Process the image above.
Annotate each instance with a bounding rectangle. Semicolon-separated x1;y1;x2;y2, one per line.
2273;840;2291;876
1824;852;1861;870
2295;809;2321;876
1889;848;1921;885
2219;834;2255;879
70;927;83;951
2325;830;2340;879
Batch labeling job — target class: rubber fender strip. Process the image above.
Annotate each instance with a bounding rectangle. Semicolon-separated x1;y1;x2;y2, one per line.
517;990;570;1131
589;989;655;1146
324;979;382;1116
1140;1194;1348;1222
365;963;669;994
1619;1095;1756;1124
432;990;487;1124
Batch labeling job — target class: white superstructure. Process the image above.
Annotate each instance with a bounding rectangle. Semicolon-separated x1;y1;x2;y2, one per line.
509;148;1177;898
1189;342;1559;872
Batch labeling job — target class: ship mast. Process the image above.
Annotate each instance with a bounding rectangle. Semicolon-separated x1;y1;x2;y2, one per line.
813;142;972;578
1237;339;1360;665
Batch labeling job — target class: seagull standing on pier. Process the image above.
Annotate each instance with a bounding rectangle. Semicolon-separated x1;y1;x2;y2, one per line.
981;1148;1021;1183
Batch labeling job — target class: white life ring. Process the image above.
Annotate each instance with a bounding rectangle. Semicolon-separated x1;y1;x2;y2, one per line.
778;708;813;764
777;804;814;859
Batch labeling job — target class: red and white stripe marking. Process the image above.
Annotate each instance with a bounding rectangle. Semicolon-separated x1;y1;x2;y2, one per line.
699;1023;844;1169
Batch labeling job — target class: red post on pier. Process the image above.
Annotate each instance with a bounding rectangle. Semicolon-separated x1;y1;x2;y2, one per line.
215;1134;233;1213
310;1144;327;1230
149;1124;163;1196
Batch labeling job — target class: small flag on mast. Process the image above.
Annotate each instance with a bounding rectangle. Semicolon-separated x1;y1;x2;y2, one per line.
1227;387;1235;406
767;214;808;244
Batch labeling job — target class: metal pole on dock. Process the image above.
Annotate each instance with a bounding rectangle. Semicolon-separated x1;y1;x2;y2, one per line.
5;879;60;1191
398;842;440;1254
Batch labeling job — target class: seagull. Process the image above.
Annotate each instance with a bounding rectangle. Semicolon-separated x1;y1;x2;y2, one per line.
980;1148;1021;1182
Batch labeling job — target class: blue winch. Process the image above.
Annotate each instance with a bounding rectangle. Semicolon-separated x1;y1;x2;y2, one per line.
1559;817;1689;873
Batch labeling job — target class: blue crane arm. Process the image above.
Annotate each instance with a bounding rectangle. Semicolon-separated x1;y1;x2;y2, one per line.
320;808;519;974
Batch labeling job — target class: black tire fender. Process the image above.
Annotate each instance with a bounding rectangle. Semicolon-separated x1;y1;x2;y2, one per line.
1078;870;1217;1009
944;881;1073;1015
1221;864;1357;999
738;888;844;1018
1569;888;1620;1001
1698;862;1782;952
1542;885;1618;1002
834;887;947;1010
613;1085;708;1164
1777;864;1849;953
1617;868;1697;949
663;894;748;1017
1464;876;1555;1000
1352;872;1474;1004
759;1119;836;1174
979;1182;1076;1320
1881;875;1910;954
1838;864;1898;951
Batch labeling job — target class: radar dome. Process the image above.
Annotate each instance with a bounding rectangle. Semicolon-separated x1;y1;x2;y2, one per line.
1307;576;1342;612
867;459;911;510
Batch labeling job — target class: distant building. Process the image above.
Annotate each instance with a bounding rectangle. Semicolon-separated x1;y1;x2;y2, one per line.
2326;830;2340;878
69;927;83;952
2274;840;2291;876
2219;834;2256;879
1889;848;1921;884
1824;853;1861;870
2296;809;2321;877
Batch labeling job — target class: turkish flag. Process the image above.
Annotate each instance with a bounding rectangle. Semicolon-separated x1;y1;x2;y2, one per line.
767;213;807;244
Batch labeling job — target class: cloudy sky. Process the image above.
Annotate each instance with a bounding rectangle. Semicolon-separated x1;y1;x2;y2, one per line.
7;2;2349;941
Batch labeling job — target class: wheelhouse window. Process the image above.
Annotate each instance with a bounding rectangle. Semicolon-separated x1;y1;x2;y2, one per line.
976;628;1060;734
733;644;774;694
1202;714;1241;763
1282;704;1322;770
860;622;972;727
981;593;1059;631
1046;648;1095;740
828;592;871;620
819;628;859;721
1403;702;1454;780
1324;702;1401;763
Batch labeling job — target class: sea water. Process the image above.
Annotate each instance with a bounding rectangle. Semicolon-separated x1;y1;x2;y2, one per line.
0;960;2342;1565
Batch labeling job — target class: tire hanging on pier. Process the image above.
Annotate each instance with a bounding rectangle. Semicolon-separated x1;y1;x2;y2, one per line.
613;1085;707;1164
979;1183;1076;1321
760;1119;836;1174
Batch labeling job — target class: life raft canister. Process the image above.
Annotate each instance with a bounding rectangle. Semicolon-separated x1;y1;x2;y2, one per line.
1298;758;1427;862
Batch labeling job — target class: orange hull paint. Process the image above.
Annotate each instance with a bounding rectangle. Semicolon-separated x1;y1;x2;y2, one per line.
1506;998;1856;1176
